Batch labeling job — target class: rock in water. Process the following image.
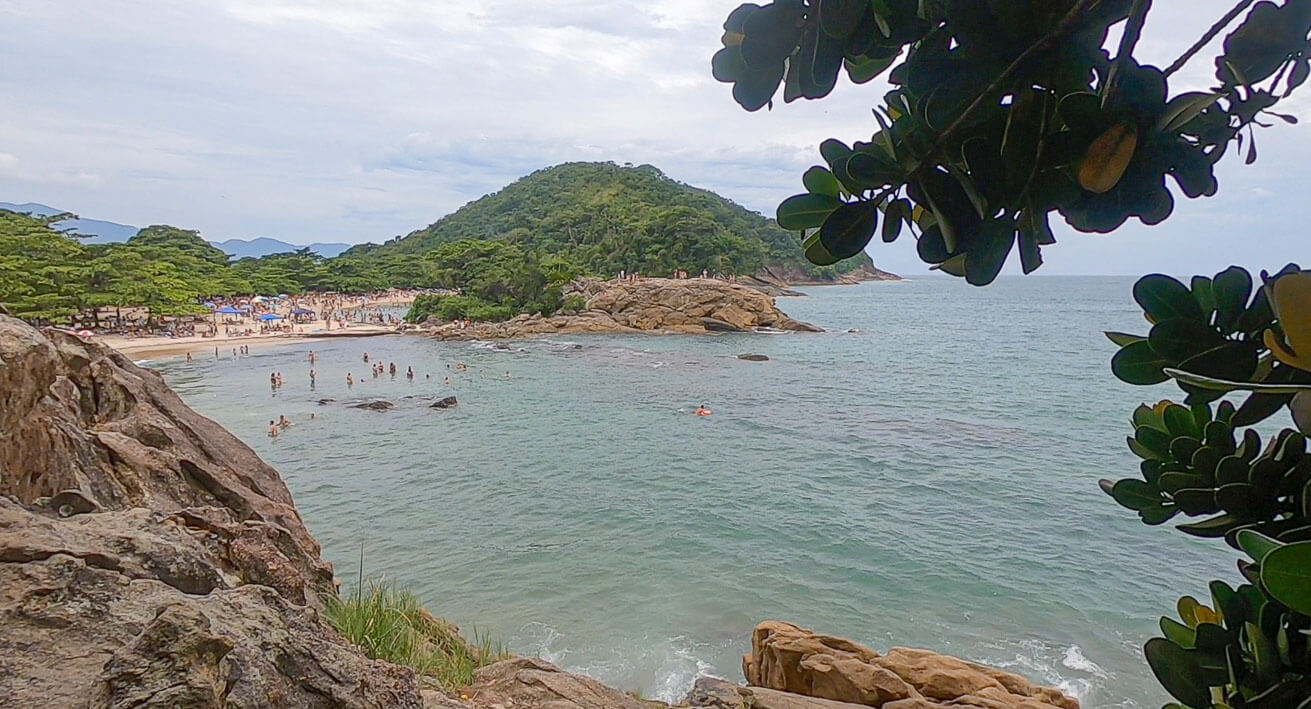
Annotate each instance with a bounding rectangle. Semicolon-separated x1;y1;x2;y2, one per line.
0;314;424;707
351;400;395;411
430;396;459;409
742;621;1079;709
738;354;770;361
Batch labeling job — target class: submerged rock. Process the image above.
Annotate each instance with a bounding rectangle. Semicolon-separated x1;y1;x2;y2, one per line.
738;354;770;362
466;658;653;708
351;400;395;411
430;396;459;409
742;621;1079;709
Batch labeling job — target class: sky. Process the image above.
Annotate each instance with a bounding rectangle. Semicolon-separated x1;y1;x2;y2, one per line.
1;0;1307;276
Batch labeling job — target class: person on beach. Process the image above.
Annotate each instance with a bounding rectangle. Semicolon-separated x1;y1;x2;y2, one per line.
268;420;279;437
696;404;712;417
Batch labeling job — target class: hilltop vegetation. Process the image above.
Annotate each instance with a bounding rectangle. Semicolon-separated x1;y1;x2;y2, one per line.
2;162;886;324
374;162;874;280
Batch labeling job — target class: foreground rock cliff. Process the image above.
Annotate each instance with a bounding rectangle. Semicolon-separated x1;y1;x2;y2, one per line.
421;277;824;340
0;312;1077;708
0;313;424;707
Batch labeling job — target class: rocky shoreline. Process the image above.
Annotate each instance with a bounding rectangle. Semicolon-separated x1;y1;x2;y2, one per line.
0;312;1077;708
419;277;825;340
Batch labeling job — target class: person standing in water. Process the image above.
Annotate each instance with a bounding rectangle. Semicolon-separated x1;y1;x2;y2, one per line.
309;369;316;386
268;420;279;437
308;350;317;364
270;372;277;389
696;404;712;417
186;352;193;362
406;366;414;381
346;373;354;387
389;362;396;377
363;352;369;363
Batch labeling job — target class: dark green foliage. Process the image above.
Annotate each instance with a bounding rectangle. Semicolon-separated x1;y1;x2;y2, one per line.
1104;265;1311;707
403;239;581;324
372;162;876;281
718;0;1308;285
1107;266;1305;406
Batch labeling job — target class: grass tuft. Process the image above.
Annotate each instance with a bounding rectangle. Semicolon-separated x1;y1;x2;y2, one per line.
325;578;509;691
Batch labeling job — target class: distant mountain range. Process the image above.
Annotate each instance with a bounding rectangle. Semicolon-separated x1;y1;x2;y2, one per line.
0;202;354;258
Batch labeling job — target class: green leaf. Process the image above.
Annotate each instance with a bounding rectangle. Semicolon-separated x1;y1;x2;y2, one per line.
1262;541;1311;614
802;231;843;267
1245;622;1280;687
1178;513;1245;538
1164;367;1311;394
844;55;896;84
1149;318;1226;363
1145;638;1212;707
1113;341;1172;385
817;0;866;38
965;219;1015;287
1158;92;1223;133
1212;266;1253;333
1160;617;1197;648
1135;274;1205;324
881;199;906;243
777;194;842;231
1236;530;1283;561
1110;478;1161;511
1106;331;1146;347
802;167;843;198
818;201;879;260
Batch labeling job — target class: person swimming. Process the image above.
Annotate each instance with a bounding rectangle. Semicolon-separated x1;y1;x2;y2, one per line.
346;372;354;387
389;362;397;377
278;415;292;428
270;372;277;388
444;377;451;386
695;404;712;417
363;352;369;363
406;366;414;380
268;420;279;437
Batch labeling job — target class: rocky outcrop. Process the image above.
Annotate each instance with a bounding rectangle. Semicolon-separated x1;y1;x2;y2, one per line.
431;396;459;409
0;314;424;707
422;278;822;340
741;622;1078;709
462;658;658;708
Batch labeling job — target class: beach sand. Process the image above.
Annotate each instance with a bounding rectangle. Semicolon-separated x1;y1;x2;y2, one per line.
100;324;401;360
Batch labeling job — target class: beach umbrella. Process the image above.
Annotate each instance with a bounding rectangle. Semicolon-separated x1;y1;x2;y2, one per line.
216;306;242;315
202;302;216;309
257;313;283;322
291;308;314;316
238;304;253;311
76;329;94;338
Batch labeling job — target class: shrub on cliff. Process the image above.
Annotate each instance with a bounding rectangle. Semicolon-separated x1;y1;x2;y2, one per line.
325;579;507;692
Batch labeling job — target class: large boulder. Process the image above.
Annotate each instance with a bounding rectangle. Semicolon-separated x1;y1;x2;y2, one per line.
743;622;1078;709
0;314;425;707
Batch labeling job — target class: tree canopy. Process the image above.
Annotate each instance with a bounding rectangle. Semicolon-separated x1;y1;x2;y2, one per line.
715;0;1310;284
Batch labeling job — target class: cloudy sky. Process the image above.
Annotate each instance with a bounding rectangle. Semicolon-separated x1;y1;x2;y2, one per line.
2;1;1307;276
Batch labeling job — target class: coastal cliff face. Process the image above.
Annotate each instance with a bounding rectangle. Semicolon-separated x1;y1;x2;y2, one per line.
422;277;824;340
0;313;1076;709
0;314;424;707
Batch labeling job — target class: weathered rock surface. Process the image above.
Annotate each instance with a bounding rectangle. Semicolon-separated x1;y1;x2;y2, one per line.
422;278;822;340
738;354;770;362
431;396;459;409
688;676;869;709
462;657;658;708
0;314;424;707
742;622;1078;709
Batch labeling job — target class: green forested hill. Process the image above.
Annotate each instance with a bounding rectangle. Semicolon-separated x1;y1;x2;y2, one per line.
365;162;873;279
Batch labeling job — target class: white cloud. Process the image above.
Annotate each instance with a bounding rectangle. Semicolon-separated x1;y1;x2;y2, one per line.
0;0;1306;275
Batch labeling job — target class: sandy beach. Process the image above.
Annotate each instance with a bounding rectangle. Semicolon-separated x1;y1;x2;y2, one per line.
100;324;402;359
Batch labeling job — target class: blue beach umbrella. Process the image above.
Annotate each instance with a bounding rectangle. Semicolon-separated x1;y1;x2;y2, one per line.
257;313;284;322
216;306;242;315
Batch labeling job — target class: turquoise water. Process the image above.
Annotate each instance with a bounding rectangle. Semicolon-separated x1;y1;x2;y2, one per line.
151;277;1259;708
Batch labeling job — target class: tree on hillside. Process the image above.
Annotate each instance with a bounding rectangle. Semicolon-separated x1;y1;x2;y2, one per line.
714;0;1311;705
130;225;231;267
0;211;88;322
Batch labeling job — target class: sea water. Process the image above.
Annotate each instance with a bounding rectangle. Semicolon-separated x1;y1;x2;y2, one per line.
151;276;1259;708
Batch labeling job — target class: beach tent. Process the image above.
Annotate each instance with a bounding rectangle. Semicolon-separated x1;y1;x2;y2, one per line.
291;308;314;316
216;306;242;315
257;313;284;322
238;304;253;311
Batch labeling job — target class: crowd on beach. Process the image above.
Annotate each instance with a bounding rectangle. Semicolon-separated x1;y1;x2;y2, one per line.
617;269;740;283
84;288;427;340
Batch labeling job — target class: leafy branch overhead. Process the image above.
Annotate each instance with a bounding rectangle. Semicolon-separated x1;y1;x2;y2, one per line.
716;0;1311;284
